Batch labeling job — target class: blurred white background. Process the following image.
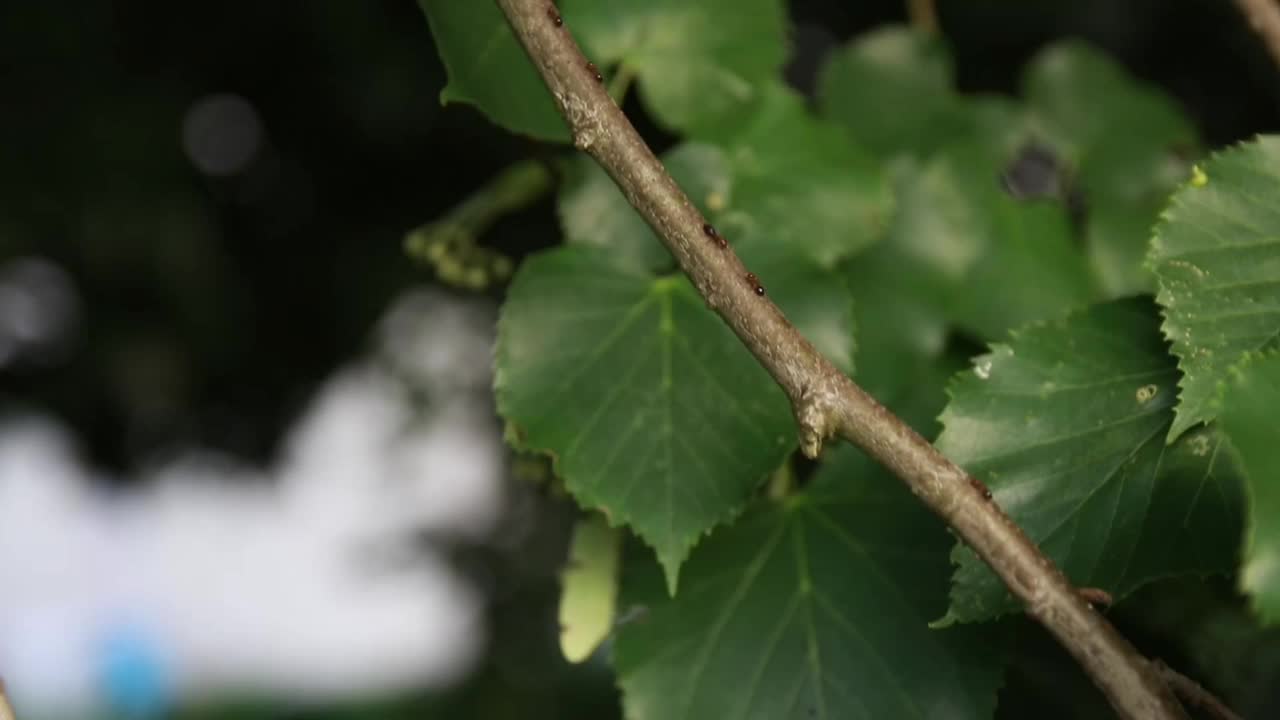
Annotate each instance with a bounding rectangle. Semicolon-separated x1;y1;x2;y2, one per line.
0;289;505;718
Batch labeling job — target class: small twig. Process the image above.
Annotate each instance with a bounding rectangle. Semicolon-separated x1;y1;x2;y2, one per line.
494;1;1189;717
1078;586;1115;610
1153;660;1243;720
906;0;939;35
1235;0;1280;68
404;158;552;289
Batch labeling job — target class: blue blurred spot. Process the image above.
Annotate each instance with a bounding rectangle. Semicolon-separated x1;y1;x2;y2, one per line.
98;620;173;719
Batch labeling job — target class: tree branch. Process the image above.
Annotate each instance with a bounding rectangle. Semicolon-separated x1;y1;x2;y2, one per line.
496;1;1191;717
1235;0;1280;68
907;0;940;35
1153;660;1243;720
405;158;551;289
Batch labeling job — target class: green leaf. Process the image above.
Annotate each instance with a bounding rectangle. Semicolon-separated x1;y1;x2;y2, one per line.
1149;135;1280;441
964;95;1035;159
613;336;989;719
1220;352;1280;624
559;86;891;274
559;144;730;273
559;514;624;662
817;26;968;160
496;246;801;592
739;239;856;375
937;299;1245;623
557;139;857;374
559;91;891;279
841;224;949;398
1024;41;1197;296
1024;42;1192;157
560;143;732;271
614;451;1003;720
561;0;787;135
557;114;870;375
420;0;789;140
840;132;1092;395
884;142;1094;341
418;0;569;142
1084;194;1167;297
717;87;892;268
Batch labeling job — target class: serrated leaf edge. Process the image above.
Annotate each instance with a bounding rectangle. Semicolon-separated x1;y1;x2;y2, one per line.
491;250;781;595
1148;134;1279;443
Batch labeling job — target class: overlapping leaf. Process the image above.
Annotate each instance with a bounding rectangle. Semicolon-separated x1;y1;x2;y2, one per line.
964;96;1035;159
740;238;856;374
819;34;1191;299
1220;352;1280;624
560;88;889;273
557;141;857;374
716;87;891;267
1024;41;1197;296
817;25;970;160
1150;135;1280;442
418;0;569;142
1086;194;1169;296
818;26;1042;166
419;0;787;140
557;93;888;377
614;448;1003;720
1024;42;1192;159
560;0;786;135
839;131;1095;398
497;246;843;592
841;194;952;399
872;141;1094;343
937;299;1245;623
559;144;729;273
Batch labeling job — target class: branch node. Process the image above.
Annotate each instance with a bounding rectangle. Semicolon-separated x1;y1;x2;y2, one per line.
796;385;839;459
1077;587;1114;610
554;91;603;151
1153;659;1242;720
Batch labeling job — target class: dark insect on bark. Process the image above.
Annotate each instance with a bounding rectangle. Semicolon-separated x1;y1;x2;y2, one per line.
547;6;562;26
745;272;758;284
703;223;728;248
754;285;765;296
969;477;993;500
